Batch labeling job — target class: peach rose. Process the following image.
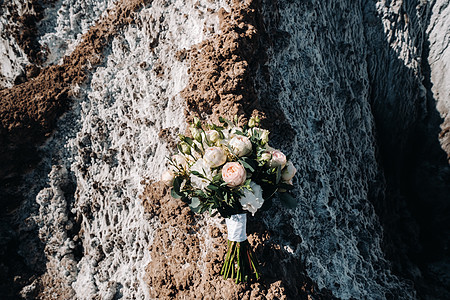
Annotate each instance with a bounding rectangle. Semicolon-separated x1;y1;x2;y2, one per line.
222;162;247;187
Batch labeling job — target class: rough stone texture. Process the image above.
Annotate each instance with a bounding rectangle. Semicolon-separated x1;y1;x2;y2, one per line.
0;0;153;207
258;1;413;298
428;0;450;158
363;0;450;297
0;0;449;299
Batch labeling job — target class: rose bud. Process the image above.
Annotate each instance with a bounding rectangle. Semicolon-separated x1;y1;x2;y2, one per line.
180;142;191;155
161;170;175;186
171;154;187;170
205;130;220;143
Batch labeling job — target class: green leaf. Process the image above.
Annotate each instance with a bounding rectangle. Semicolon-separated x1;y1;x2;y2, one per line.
234;130;245;136
192;142;203;154
239;159;255;172
212;173;222;182
207;184;219;191
170;188;182;199
184;137;194;146
279;193;298;209
190;170;207;179
173;177;182;193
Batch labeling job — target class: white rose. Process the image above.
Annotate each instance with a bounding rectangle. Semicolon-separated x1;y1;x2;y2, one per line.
203;147;227;168
239;182;264;216
161;170;175;186
281;160;296;181
190;158;215;190
268;150;287;168
229;135;252;157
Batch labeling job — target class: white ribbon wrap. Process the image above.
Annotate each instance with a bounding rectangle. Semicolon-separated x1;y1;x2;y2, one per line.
225;213;247;242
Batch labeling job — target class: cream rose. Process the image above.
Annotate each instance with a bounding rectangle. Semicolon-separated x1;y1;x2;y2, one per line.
203;147;227;168
239;182;264;215
229;135;252;157
161;170;175;186
281;160;296;181
222;162;247;187
268;150;287;168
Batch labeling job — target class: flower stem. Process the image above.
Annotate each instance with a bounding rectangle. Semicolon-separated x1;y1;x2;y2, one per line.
220;240;259;283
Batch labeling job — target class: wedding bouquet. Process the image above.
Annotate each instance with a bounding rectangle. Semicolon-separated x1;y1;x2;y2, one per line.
161;116;297;283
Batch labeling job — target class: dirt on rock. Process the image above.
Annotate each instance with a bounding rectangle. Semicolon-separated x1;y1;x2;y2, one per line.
180;0;293;137
141;181;334;299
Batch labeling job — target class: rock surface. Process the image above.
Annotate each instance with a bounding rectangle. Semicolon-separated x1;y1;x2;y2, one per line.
0;0;449;299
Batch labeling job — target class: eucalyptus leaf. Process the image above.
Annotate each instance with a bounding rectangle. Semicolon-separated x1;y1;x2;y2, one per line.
189;197;201;208
170;188;182;199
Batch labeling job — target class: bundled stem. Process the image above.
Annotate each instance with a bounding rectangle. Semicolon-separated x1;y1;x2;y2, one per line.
220;240;259;283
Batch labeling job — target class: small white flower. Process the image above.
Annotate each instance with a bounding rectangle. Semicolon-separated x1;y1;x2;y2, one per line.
229;135;252;157
161;170;175;186
239;182;264;215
